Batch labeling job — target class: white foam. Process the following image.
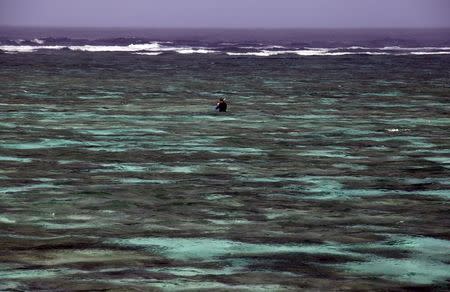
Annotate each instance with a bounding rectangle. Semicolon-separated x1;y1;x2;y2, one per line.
31;38;45;44
227;49;346;56
0;45;64;52
0;45;35;53
2;43;449;56
175;48;217;54
410;51;450;55
381;46;450;51
363;52;390;55
134;52;163;56
227;51;280;56
69;45;132;52
67;42;165;52
227;49;446;57
67;43;216;54
0;43;217;54
294;49;329;56
128;43;161;50
239;45;287;50
347;46;371;50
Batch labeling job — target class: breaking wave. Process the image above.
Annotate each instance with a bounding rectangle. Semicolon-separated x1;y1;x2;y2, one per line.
134;52;163;56
1;40;449;56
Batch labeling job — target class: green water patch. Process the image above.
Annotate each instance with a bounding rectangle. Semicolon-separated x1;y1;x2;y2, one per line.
77;128;166;136
333;163;368;170
324;128;379;136
298;149;367;159
0;156;32;163
108;279;286;291
146;266;239;276
412;190;450;198
0;216;16;224
108;237;353;261
57;159;85;165
281;114;339;120
37;221;106;230
157;145;265;156
21;92;57;99
97;163;149;173
96;163;201;174
207;219;251;225
0;183;58;194
78;95;122;99
424;157;450;168
402;177;450;185
94;89;123;96
109;235;450;284
265;102;291;105
205;194;232;201
162;166;200;174
383;118;450;127
343;258;450;285
0;282;21;291
351;136;435;149
0;122;16;128
341;235;450;284
370;103;417;108
318;98;338;105
403;149;450;154
11;249;150;266
0;139;83;149
242;176;397;199
0;268;82;280
361;91;404;97
0;269;61;280
65;215;94;221
85;146;130;152
118;178;174;184
191;115;239;122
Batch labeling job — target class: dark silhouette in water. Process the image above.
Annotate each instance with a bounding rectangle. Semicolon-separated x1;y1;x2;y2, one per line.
216;98;227;112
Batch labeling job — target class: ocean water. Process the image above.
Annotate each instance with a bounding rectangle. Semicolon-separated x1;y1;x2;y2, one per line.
0;28;449;290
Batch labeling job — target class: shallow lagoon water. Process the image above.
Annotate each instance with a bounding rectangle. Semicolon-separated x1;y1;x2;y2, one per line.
0;50;449;290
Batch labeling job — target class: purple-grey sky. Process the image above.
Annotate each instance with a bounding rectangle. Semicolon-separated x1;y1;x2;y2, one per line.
1;0;449;28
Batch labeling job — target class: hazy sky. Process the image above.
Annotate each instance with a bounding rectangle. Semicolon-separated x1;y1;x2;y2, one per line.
1;0;449;28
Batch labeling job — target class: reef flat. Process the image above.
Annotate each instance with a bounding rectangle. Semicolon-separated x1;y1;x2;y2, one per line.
0;50;449;291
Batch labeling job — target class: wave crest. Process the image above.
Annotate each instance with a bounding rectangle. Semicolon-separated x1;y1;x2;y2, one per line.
1;42;449;56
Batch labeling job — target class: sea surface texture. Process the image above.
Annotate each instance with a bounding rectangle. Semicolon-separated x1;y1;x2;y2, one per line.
0;28;449;291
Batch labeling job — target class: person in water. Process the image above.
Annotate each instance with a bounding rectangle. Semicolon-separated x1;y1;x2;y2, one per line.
216;98;227;112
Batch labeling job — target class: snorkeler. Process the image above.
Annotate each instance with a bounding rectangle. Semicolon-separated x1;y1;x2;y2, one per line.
215;98;227;112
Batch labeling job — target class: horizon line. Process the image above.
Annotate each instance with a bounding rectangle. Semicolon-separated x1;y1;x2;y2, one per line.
1;25;450;30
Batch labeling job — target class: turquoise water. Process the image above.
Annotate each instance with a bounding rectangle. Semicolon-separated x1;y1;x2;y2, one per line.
0;50;449;290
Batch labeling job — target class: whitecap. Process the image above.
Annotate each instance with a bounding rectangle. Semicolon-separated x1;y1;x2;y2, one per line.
410;51;450;55
68;42;162;52
346;46;372;50
127;42;161;50
134;52;163;56
227;49;329;57
31;38;45;44
380;46;450;51
227;51;283;56
175;48;217;54
294;49;329;56
0;45;64;52
0;45;35;53
69;45;131;52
